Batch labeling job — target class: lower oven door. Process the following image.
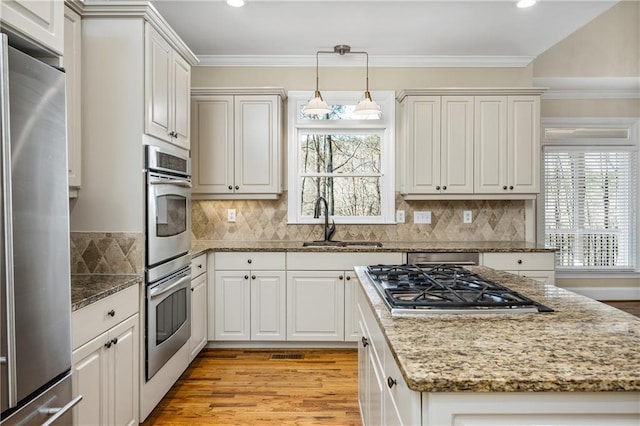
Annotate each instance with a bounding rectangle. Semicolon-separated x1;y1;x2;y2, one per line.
146;266;191;380
147;173;191;267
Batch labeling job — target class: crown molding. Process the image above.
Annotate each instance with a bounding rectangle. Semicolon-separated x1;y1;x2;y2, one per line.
81;1;199;65
397;87;547;102
196;54;535;68
533;77;640;99
191;87;287;99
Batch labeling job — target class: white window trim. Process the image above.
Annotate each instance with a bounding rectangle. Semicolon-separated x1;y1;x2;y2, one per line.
538;117;640;276
287;90;396;224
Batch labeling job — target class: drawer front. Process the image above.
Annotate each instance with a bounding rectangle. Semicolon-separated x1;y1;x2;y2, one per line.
72;284;139;349
482;252;555;271
191;253;207;279
215;252;286;270
287;252;403;270
383;341;422;426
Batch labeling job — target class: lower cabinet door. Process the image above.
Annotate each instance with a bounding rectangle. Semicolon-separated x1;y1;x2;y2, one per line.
190;273;208;359
214;271;251;340
251;271;286;340
286;271;345;341
344;272;359;342
72;332;108;426
110;315;139;426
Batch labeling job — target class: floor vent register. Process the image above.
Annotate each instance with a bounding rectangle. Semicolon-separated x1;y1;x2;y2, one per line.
269;353;305;360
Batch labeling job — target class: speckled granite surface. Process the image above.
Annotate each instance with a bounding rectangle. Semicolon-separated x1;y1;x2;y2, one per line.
71;274;142;311
355;265;640;393
192;240;553;256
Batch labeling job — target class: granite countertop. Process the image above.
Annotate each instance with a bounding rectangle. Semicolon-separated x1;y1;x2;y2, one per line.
191;240;553;257
71;274;142;311
355;265;640;393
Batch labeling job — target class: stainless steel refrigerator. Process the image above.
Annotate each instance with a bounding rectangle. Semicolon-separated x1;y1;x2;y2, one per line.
1;34;80;425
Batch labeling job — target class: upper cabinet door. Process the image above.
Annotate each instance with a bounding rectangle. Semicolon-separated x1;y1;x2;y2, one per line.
191;95;235;194
172;54;191;149
145;25;172;142
508;96;540;193
474;96;508;194
0;0;64;54
403;96;441;194
234;95;281;194
63;5;82;191
441;96;474;194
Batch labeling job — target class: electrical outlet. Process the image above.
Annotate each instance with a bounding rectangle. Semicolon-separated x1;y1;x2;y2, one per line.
227;209;236;223
396;210;405;223
414;211;432;224
463;210;473;224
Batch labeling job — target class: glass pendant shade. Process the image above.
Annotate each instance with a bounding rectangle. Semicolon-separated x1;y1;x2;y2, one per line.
354;91;381;115
304;90;331;115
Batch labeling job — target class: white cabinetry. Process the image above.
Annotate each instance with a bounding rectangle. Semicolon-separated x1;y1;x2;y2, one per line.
213;252;286;341
71;285;139;426
286;252;403;343
191;89;285;199
63;3;81;195
145;24;191;149
481;252;555;284
0;0;64;54
397;88;544;200
190;253;208;361
474;96;540;194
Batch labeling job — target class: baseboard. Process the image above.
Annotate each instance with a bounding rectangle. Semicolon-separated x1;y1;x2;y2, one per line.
206;341;358;349
561;286;640;301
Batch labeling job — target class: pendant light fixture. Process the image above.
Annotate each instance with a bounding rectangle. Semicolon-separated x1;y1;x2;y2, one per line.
303;45;381;116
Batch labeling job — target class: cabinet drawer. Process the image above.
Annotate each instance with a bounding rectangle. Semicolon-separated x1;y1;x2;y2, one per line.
287;252;403;270
215;252;285;270
383;341;422;426
72;285;139;349
191;253;207;279
482;252;554;271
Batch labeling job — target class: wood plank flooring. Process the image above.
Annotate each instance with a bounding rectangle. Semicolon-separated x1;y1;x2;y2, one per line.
603;301;640;318
142;349;362;426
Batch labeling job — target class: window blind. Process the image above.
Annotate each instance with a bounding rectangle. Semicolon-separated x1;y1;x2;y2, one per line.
543;149;637;270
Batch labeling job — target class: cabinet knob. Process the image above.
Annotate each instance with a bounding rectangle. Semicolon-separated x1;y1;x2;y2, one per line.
191;288;194;292
387;376;397;388
361;336;369;347
235;185;240;190
107;309;115;317
509;185;514;190
111;337;118;346
228;185;233;190
517;259;523;265
247;259;252;264
339;275;344;280
442;186;447;190
104;341;112;349
503;185;508;190
244;275;249;280
346;276;351;281
436;186;441;190
198;264;202;269
251;275;256;280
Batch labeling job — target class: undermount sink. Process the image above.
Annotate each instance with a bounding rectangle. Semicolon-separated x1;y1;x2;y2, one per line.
302;241;383;248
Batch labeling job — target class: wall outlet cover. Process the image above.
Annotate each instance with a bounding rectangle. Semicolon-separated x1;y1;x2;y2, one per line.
396;210;405;223
414;211;432;224
227;209;236;223
463;210;473;224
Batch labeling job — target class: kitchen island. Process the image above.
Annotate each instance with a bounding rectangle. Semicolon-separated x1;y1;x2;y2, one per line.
354;265;640;425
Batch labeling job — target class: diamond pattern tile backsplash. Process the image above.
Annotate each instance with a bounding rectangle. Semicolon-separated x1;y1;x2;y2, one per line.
70;232;144;274
192;192;525;242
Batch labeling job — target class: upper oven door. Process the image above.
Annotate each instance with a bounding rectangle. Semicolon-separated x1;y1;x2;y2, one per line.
147;172;191;267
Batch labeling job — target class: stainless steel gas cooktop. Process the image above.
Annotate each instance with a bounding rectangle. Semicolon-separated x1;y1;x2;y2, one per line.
365;264;554;316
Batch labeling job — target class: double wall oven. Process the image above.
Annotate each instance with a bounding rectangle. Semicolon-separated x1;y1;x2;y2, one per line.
145;146;192;380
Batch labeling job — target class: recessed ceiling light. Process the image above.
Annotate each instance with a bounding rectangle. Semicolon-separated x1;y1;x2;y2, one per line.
517;0;536;8
226;0;245;7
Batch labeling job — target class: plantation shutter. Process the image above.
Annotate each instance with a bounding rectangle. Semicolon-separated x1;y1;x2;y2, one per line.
543;148;637;270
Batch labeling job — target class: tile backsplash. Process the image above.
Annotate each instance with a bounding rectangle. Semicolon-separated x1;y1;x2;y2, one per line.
70;232;144;274
192;192;525;242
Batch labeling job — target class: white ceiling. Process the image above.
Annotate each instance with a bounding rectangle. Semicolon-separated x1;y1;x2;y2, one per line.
150;0;619;67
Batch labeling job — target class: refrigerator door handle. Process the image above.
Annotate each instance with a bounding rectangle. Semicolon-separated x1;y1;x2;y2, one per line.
0;32;17;410
40;395;83;426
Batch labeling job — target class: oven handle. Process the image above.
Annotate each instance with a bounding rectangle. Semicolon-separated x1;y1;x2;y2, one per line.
149;178;192;189
415;261;477;266
150;275;190;299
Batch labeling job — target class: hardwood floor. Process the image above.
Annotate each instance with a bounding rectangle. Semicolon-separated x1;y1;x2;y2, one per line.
603;301;640;318
142;349;362;426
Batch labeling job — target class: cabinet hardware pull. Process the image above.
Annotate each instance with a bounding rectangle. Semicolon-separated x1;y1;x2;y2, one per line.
442;186;447;190
244;275;249;280
509;185;514;190
517;259;523;265
235;185;239;190
111;337;118;345
228;185;233;190
104;341;112;348
436;186;440;190
247;259;252;264
361;336;369;347
191;288;194;292
346;276;351;281
387;377;397;388
107;309;115;317
339;275;344;280
251;275;256;280
503;185;508;190
198;264;202;269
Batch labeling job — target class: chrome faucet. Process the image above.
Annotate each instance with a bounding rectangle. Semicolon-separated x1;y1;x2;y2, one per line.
313;196;336;241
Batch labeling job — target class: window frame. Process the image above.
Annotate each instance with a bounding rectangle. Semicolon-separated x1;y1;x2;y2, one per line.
538;117;640;277
287;90;396;224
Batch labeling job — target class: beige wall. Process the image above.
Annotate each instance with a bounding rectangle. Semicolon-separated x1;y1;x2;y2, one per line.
533;1;639;78
541;99;640;118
